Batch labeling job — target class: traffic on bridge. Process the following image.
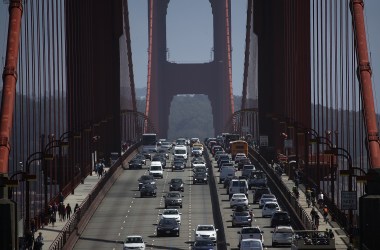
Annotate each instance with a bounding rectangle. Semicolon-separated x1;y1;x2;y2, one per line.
0;0;379;250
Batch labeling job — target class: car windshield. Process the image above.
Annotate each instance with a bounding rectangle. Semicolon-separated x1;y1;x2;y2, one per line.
234;194;246;199
125;237;143;243
150;166;161;170
198;226;214;231
167;193;180;198
140;176;152;181
163;210;178;215
171;179;182;184
160;219;176;225
175;149;186;154
242;228;261;234
195;240;214;246
241;240;261;247
235;212;249;216
265;203;278;209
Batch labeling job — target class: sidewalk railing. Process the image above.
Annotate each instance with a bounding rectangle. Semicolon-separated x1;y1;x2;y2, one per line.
49;143;139;250
249;147;314;230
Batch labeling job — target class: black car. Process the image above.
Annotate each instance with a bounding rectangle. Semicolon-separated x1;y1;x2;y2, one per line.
152;154;167;168
193;172;208;184
172;160;185;171
128;158;143;169
164;192;183;208
140;183;157;197
156;218;180;237
134;154;146;165
169;178;184;192
270;211;291;227
192;239;217;250
138;175;155;190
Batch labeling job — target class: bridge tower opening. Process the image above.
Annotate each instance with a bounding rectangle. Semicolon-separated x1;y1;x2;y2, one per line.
146;0;234;138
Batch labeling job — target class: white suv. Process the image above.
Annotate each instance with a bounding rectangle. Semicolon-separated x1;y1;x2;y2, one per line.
228;179;248;199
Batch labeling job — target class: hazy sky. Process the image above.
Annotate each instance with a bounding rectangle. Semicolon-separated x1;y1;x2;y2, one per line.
0;0;379;109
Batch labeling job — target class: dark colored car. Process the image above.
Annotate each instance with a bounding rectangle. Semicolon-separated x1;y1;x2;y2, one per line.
164;192;183;208
223;176;238;188
169;178;184;192
270;211;291;227
134;154;146;165
192;239;217;250
193;172;208;184
172;159;185;171
237;158;252;170
156;218;180;237
152;154;166;168
128;158;143;169
231;211;252;227
138;175;155;190
252;187;271;203
140;183;157;197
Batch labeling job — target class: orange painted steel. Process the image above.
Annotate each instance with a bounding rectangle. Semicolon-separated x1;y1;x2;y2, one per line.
0;0;23;174
350;0;380;169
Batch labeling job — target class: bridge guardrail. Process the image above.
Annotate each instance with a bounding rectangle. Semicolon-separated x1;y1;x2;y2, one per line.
248;147;314;230
49;143;140;250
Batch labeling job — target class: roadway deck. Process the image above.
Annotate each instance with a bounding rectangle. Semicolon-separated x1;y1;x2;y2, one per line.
33;161;353;250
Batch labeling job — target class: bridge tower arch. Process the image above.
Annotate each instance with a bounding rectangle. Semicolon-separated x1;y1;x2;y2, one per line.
145;0;234;138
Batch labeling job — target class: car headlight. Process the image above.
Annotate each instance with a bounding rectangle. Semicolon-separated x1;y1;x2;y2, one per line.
174;227;179;230
180;184;183;187
204;178;207;180
196;233;200;237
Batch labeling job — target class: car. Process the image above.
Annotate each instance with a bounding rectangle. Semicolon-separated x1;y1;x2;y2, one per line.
172;159;186;171
258;194;277;208
239;238;263;250
169;178;184;192
157;148;170;159
237;226;264;246
140;183;157;197
271;225;293;247
164;191;183;208
148;162;164;178
192;239;217;250
241;164;256;178
270;211;291;227
156;218;180;237
248;171;267;189
219;166;236;184
123;235;146;250
228;179;249;199
152;154;167;168
134;154;146;165
193;166;208;176
252;187;271;203
127;158;143;169
230;193;249;208
231;211;252;227
161;141;172;150
138;175;155;190
223;176;238;188
191;160;206;168
237;158;251;170
159;209;182;224
191;146;203;157
194;224;218;242
262;201;281;218
193;172;208;184
233;205;254;218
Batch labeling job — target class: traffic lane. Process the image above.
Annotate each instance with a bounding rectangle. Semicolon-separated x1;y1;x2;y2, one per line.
211;158;291;250
74;155;215;250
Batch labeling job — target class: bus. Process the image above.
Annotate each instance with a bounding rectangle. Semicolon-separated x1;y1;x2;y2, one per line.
142;133;157;152
230;140;248;159
224;133;240;152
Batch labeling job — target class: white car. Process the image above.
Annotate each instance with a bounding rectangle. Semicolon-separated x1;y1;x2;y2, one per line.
160;209;182;224
271;225;294;247
262;201;281;218
194;224;218;242
258;194;277;208
191;160;206;168
230;193;249;208
123;235;146;250
239;238;263;250
238;226;264;245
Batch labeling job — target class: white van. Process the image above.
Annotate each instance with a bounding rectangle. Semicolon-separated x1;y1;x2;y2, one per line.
174;145;188;160
219;166;236;184
149;161;163;178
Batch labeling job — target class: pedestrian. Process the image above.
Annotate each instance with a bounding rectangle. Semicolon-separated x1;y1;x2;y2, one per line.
74;203;80;213
318;191;324;208
24;230;34;250
98;160;104;178
66;203;72;219
328;229;334;238
310;207;317;221
33;232;44;250
30;218;36;235
50;212;56;227
58;191;64;204
323;205;329;223
62;203;67;221
314;213;320;230
58;202;65;221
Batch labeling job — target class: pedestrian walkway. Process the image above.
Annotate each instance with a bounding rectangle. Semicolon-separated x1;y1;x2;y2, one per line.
33;168;108;249
275;163;352;250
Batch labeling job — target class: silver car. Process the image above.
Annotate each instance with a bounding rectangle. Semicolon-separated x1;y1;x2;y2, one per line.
271;226;293;247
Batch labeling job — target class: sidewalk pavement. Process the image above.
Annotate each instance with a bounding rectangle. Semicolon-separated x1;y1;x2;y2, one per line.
33;168;108;249
275;164;351;250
